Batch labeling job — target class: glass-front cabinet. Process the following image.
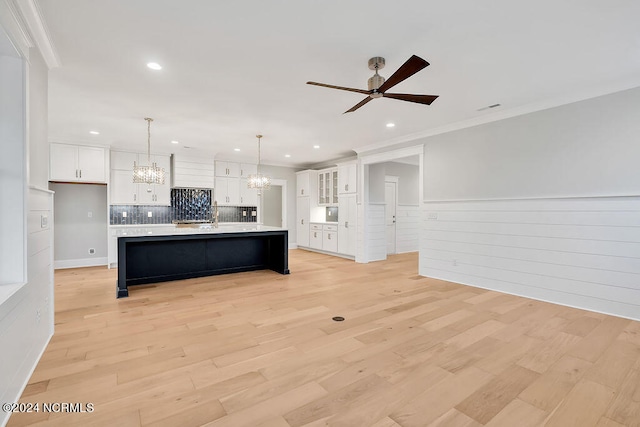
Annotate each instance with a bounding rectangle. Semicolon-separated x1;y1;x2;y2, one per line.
318;167;338;206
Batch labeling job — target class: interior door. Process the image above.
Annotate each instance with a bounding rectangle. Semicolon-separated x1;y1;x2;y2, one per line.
385;181;397;254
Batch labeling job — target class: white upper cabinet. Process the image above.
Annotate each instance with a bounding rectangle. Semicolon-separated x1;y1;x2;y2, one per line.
338;162;357;195
109;151;171;205
318;167;337;205
215;161;240;177
239;178;258;206
50;143;106;183
296;170;311;197
215;176;240;205
239;163;257;178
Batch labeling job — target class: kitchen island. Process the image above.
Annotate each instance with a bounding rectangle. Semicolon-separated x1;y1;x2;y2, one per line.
115;225;289;298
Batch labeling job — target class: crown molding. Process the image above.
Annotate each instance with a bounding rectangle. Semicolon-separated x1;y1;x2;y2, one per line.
15;0;60;68
354;78;640;155
0;0;33;58
0;0;60;68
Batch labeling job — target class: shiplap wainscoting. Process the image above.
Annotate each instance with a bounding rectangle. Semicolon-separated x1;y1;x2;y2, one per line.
366;203;387;262
420;196;640;320
396;204;420;253
0;188;54;426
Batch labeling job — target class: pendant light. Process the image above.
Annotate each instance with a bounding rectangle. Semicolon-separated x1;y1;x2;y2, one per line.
247;134;271;190
133;117;165;185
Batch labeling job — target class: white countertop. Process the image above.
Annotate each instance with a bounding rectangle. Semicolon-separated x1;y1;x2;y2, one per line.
112;224;286;237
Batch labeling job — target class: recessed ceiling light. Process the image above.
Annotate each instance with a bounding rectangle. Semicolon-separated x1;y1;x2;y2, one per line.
147;62;162;70
89;130;100;135
234;148;241;152
313;145;320;149
171;140;179;144
285;154;291;158
386;123;395;128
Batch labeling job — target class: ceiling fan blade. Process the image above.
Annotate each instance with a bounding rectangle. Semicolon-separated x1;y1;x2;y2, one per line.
344;97;373;113
383;93;439;105
377;55;430;93
307;81;371;95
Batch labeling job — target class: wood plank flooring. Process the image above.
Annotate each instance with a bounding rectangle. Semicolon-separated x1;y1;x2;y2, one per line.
8;250;640;426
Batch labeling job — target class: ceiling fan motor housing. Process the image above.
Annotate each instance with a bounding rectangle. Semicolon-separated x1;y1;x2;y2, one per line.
368;74;385;91
367;57;386;91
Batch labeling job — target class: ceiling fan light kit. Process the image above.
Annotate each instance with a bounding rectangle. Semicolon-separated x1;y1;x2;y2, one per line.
307;54;439;113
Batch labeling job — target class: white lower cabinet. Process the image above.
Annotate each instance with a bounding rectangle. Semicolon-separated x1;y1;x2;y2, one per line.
310;223;338;252
310;224;323;250
323;224;338;253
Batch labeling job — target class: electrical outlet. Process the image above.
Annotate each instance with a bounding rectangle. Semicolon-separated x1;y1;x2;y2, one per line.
427;212;438;220
88;211;93;218
36;309;41;323
243;210;247;217
40;214;48;228
252;211;257;217
89;248;95;255
148;211;152;217
122;211;127;217
452;259;458;267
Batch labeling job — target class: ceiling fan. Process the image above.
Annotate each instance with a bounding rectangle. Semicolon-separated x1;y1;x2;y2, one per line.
307;55;439;113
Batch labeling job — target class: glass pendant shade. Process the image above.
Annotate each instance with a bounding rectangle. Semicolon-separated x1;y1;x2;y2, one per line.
247;173;271;189
133;117;165;185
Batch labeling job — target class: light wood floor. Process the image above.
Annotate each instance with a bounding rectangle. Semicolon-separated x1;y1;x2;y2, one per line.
9;250;640;427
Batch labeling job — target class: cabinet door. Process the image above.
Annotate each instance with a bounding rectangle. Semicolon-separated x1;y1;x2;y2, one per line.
324;171;331;205
226;177;240;204
310;225;323;249
214;177;229;203
240;163;257;178
110;169;138;204
331;169;338;204
318;173;325;205
296;172;310;197
215;161;228;177
77;146;106;182
111;151;138;171
338;163;357;194
226;162;240;178
50;143;78;181
239;178;258;206
338;195;356;255
152;155;171;205
323;230;338;253
296;197;310;247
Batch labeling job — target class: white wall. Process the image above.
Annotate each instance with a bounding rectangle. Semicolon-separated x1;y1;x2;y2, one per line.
420;87;640;320
0;46;54;427
0;51;25;285
51;183;108;268
424;87;640;201
262;184;282;227
383;161;419;205
259;165;299;244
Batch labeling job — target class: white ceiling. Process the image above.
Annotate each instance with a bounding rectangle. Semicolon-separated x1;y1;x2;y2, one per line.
37;0;640;168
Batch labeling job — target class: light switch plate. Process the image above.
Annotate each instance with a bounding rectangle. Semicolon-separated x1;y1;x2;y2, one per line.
40;214;48;228
147;211;153;217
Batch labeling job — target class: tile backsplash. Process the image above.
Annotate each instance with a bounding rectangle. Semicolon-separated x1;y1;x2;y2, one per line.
110;188;257;225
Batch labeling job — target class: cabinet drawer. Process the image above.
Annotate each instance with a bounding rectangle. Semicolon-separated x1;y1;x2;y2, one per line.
310;224;323;231
323;224;338;232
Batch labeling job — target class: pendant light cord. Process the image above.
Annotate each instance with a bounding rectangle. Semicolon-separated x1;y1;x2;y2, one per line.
145;117;153;163
256;134;263;166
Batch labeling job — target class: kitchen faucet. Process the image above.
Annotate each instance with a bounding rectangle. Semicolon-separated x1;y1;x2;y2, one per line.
213;200;219;228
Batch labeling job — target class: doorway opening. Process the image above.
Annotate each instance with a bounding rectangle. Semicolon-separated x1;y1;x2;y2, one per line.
262;184;283;227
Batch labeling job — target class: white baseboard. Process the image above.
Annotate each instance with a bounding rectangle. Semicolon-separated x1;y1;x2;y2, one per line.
54;257;108;269
289;243;298;249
